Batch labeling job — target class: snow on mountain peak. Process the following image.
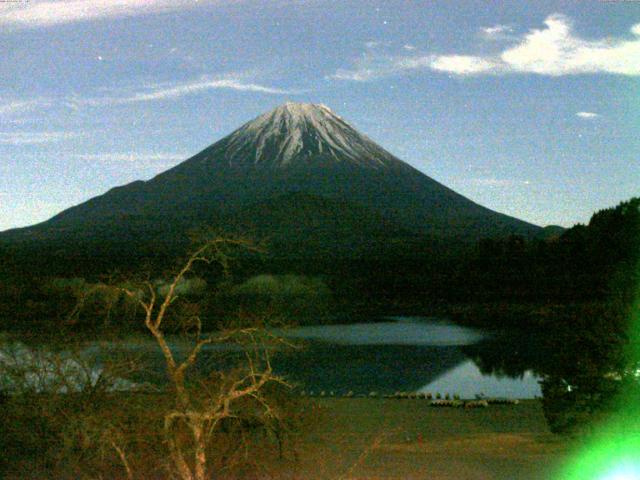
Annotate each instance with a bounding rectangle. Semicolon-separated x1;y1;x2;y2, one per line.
222;102;397;168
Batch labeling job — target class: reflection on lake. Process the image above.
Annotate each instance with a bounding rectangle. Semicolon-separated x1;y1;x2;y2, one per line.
24;317;541;399
273;317;541;398
278;318;485;346
417;361;541;399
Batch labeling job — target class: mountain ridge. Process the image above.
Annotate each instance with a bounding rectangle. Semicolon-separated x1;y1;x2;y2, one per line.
0;102;542;269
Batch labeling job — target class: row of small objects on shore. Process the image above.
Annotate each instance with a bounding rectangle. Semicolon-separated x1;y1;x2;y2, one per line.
296;390;519;406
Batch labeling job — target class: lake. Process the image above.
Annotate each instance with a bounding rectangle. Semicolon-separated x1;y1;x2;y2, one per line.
271;317;542;399
0;317;542;399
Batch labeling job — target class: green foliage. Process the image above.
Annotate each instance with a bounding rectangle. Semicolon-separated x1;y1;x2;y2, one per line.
215;274;332;325
156;276;207;297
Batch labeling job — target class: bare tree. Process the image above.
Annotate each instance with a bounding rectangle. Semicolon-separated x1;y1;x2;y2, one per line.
119;237;290;480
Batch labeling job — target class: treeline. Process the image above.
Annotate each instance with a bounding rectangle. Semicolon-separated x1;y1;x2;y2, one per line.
449;198;640;434
0;270;335;337
0;198;637;334
315;198;638;320
471;197;638;300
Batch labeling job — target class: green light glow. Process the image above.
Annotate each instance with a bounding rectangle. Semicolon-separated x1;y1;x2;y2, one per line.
601;463;640;480
558;252;640;480
559;432;640;480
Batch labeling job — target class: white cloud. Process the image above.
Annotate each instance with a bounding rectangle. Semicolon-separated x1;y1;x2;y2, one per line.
72;75;293;106
0;0;230;31
330;53;499;80
497;14;640;76
0;131;78;145
429;55;499;75
331;14;640;80
576;111;600;119
403;44;417;51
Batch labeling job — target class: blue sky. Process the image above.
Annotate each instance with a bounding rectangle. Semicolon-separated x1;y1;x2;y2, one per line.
0;0;638;231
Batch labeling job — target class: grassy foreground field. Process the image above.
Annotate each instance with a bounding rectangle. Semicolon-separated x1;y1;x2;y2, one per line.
290;398;572;480
1;393;574;479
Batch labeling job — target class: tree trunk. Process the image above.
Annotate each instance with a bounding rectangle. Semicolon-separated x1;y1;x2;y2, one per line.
165;415;195;480
193;421;208;480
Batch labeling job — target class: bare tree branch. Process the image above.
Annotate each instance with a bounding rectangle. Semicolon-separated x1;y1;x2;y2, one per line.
113;236;286;480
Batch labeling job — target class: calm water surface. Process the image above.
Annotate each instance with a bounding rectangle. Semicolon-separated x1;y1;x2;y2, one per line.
272;317;542;399
2;317;540;398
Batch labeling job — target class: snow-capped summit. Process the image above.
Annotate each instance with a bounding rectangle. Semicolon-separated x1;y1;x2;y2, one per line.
221;102;398;168
1;102;542;265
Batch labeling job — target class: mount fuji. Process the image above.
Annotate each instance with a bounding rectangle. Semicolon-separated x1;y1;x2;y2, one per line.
1;103;541;269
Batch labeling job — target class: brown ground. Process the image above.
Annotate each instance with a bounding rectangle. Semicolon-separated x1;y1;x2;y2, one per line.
2;396;573;479
287;398;573;480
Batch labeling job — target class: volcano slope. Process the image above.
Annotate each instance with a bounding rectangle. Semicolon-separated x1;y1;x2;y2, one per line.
0;103;540;274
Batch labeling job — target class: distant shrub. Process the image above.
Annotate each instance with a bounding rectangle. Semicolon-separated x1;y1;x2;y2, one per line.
219;274;332;325
234;274;329;300
155;277;207;297
41;277;138;333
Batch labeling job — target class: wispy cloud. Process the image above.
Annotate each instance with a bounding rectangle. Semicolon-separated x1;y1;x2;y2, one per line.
576;111;599;119
364;40;388;49
72;152;188;165
73;152;185;162
330;53;401;82
480;24;515;41
120;77;293;101
0;198;68;231
0;131;78;145
471;178;532;188
329;41;410;81
0;98;51;116
70;75;294;106
0;0;230;31
330;14;640;80
0;74;292;119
